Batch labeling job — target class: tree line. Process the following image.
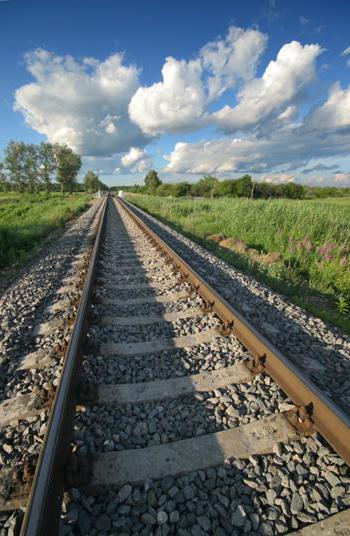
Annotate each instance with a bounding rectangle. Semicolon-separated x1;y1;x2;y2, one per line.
115;170;350;200
0;141;108;194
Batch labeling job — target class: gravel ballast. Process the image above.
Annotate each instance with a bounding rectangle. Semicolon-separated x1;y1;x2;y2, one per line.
61;435;350;535
0;199;103;530
73;375;290;454
58;200;350;535
2;197;349;534
127;201;350;412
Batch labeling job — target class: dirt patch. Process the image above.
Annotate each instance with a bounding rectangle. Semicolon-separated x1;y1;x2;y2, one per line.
259;252;283;265
219;237;247;254
207;233;226;243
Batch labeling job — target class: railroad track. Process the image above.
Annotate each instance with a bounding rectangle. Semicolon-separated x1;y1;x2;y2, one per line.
1;196;350;535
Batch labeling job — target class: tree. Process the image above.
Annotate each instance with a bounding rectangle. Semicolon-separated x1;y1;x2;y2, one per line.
235;175;252;197
213;179;237;197
4;141;28;192
280;182;305;199
172;182;192;197
3;141;57;193
254;182;276;199
0;162;8;192
55;144;81;194
38;143;56;192
191;176;219;198
84;170;100;193
144;170;161;191
155;183;173;197
24;144;39;193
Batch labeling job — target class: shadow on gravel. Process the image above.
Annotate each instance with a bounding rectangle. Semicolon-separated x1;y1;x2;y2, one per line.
84;199;250;454
0;202;103;405
73;200;284;534
60;199;350;536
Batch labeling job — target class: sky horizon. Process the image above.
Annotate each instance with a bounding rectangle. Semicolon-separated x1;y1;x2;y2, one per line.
0;0;350;187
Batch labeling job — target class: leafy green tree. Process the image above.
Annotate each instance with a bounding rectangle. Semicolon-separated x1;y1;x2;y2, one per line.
144;170;161;191
235;175;252;197
38;143;56;192
4;141;28;192
156;183;174;197
83;170;100;192
253;182;275;199
193;176;219;198
172;182;191;197
55;144;81;194
213;179;237;197
24;144;39;193
280;182;305;199
0;162;7;191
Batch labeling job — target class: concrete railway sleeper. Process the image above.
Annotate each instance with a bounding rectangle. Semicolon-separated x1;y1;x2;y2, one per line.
0;196;349;535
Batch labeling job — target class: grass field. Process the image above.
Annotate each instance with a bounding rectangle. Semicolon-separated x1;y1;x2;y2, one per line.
0;192;92;269
129;195;350;333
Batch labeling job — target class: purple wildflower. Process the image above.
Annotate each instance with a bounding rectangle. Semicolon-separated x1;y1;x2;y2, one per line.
316;242;335;261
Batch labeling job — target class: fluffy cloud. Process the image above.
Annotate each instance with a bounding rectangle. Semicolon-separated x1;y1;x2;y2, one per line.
13;28;349;186
129;26;266;135
263;173;295;184
15;49;148;157
164;138;264;174
213;41;323;132
334;172;350;183
129;57;206;136
165;127;350;174
200;26;267;99
164;86;350;175
120;147;151;173
305;83;350;130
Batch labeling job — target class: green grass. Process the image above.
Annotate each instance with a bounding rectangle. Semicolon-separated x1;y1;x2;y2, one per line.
0;192;92;269
129;194;350;333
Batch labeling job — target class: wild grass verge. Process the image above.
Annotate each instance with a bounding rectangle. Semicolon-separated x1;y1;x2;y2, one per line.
129;195;350;334
0;192;92;269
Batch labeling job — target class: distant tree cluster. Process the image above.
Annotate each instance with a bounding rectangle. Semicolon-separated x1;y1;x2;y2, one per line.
0;141;83;194
114;170;350;200
83;170;108;193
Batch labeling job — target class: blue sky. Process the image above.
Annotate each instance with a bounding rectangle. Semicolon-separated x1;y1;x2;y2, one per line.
1;0;350;186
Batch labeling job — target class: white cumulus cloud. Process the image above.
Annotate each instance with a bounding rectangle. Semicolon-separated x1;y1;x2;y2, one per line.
120;147;151;173
200;26;267;99
164;85;350;176
15;49;149;157
305;82;350;130
334;172;350;183
213;41;323;132
129;57;206;136
263;173;295;184
129;26;267;135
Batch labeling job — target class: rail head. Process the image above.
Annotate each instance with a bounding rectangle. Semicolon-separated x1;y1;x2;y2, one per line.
120;197;350;466
20;197;108;536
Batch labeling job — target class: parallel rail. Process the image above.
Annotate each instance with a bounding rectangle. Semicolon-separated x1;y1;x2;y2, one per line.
20;198;108;536
120;198;350;464
17;194;350;535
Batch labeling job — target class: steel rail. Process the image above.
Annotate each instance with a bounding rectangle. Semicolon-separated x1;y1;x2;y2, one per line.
119;197;350;466
20;197;108;536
